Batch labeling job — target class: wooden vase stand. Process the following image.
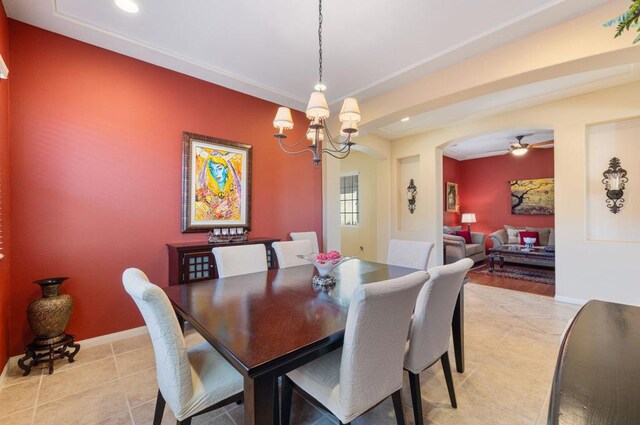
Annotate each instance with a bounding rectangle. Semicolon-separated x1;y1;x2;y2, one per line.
17;333;81;376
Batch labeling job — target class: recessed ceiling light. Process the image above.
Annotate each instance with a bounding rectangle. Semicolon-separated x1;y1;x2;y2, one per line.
115;0;139;14
401;117;410;122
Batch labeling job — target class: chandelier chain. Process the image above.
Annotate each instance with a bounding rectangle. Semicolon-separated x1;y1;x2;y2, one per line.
318;0;323;85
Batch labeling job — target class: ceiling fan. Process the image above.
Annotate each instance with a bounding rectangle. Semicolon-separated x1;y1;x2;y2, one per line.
508;135;554;156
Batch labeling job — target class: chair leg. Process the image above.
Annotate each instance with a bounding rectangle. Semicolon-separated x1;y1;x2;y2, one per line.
281;376;294;425
440;351;457;408
408;371;424;425
177;418;191;425
153;390;166;425
391;389;406;425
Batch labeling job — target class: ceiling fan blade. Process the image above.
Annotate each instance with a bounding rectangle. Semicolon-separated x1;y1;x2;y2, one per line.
530;140;555;149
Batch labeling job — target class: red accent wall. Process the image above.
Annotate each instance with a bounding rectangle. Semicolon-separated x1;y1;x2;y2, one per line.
444;149;554;246
443;156;461;226
0;6;10;369
8;21;322;355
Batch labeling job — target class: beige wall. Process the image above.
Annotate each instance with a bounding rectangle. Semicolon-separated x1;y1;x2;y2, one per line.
340;152;378;261
390;80;640;306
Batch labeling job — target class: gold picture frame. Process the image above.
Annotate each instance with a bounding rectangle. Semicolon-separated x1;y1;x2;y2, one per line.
446;182;459;213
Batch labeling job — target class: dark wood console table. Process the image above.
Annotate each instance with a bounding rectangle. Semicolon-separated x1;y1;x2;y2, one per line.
548;300;640;424
167;238;279;286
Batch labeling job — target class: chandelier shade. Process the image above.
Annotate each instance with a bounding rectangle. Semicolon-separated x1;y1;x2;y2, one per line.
341;121;359;137
339;97;362;123
305;91;330;120
273;107;294;132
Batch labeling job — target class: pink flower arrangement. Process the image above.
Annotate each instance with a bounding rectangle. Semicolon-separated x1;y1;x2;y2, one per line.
314;251;342;265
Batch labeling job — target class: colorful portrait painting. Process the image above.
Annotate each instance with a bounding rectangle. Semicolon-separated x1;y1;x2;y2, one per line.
182;132;252;232
510;178;554;215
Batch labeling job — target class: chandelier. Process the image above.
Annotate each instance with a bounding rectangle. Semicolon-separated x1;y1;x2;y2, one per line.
272;0;361;167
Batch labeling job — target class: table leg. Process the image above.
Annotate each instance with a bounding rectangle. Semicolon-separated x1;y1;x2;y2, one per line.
452;285;464;373
499;256;504;269
488;254;495;272
244;373;276;425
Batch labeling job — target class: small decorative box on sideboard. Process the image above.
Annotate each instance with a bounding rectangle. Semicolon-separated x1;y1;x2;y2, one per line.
167;238;280;286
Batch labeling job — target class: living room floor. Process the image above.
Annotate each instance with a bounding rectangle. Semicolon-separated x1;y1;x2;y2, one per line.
0;282;578;425
468;261;555;297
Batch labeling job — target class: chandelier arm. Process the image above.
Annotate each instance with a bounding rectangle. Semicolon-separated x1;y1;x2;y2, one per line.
277;136;310;149
322;125;350;151
321;147;352;161
278;142;315;156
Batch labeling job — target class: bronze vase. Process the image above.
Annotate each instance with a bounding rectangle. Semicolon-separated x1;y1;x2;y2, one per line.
27;277;72;345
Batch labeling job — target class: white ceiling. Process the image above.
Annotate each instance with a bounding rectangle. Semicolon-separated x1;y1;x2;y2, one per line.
4;0;611;111
444;129;555;161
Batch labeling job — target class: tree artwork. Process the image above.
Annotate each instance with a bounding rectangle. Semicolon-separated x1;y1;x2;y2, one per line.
510;178;554;215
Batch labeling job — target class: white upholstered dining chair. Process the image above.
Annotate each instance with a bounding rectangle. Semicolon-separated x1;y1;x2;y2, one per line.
387;239;434;270
404;258;473;425
272;240;313;268
281;271;429;425
212;244;268;278
290;231;320;254
122;268;243;425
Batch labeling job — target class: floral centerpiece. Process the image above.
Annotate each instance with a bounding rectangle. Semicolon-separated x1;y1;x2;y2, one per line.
298;250;354;287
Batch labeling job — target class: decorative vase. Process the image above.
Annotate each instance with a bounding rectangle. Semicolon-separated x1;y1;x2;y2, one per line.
522;237;536;250
27;277;73;345
298;253;354;288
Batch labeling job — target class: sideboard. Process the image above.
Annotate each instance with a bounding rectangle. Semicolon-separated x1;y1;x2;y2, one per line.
167;237;280;286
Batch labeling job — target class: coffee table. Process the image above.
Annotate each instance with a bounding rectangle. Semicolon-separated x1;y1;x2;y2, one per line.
488;245;555;271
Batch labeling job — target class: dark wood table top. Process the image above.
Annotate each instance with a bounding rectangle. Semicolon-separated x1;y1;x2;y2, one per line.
163;260;419;377
549;300;640;425
489;245;555;259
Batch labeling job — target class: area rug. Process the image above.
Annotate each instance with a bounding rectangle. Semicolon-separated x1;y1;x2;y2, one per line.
469;263;555;285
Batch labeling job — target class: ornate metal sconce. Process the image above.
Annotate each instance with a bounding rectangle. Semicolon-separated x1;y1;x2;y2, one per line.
602;157;628;214
407;179;417;214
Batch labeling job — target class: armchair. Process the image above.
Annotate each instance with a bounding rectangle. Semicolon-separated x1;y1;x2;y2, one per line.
443;232;486;264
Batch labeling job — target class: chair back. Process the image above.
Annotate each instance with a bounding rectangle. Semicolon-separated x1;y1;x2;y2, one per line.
290;231;320;254
212;244;268;278
273;240;313;268
339;271;427;419
387;239;434;270
404;258;473;373
122;268;193;415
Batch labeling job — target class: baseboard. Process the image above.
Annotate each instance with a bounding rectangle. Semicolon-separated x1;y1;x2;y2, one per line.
554;295;587;305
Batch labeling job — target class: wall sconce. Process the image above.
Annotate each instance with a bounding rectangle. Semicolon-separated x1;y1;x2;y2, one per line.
407;179;417;214
602;157;627;214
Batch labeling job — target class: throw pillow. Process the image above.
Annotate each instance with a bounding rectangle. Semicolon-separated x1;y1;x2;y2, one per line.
504;225;526;244
526;227;551;246
443;226;454;235
455;230;473;244
519;231;540;246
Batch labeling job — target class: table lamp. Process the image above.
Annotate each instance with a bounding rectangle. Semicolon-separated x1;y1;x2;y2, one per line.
461;213;476;232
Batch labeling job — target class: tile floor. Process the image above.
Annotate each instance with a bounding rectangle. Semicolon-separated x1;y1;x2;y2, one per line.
0;282;580;425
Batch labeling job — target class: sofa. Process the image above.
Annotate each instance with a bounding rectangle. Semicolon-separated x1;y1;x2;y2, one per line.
489;225;555;267
443;226;487;264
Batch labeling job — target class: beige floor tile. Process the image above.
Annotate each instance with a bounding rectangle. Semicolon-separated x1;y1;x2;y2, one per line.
0;408;34;425
38;357;119;404
115;345;155;377
0;380;40;417
2;362;43;387
52;343;114;372
131;399;176;425
33;381;128;425
459;360;549;421
96;410;133;424
121;367;158;408
112;333;151;355
353;397;416;425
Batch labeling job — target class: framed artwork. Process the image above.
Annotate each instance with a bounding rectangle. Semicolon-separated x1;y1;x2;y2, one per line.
446;182;459;212
510;178;554;215
182;132;252;232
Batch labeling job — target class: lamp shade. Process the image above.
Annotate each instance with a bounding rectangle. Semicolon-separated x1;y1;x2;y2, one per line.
340;121;359;137
339;97;361;123
461;213;476;224
512;147;528;156
306;91;330;120
306;126;325;142
273;107;294;131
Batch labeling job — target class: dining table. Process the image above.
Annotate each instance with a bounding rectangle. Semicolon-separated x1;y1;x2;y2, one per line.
163;259;465;425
